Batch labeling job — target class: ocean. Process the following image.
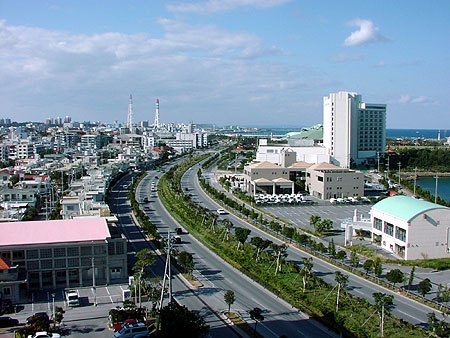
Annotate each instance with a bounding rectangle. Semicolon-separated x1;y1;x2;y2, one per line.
230;127;446;140
416;176;450;203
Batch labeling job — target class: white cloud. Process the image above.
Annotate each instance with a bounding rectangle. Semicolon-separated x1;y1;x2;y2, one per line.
397;95;433;104
167;0;290;14
343;19;385;47
0;20;317;125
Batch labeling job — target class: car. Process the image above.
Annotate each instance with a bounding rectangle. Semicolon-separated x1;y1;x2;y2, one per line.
113;318;138;332
27;332;61;338
217;208;228;215
143;197;149;203
175;227;183;235
65;289;80;307
113;322;149;338
144;206;151;211
174;236;182;244
0;316;19;328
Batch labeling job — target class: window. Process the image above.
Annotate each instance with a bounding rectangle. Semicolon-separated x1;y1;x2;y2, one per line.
67;247;79;257
68;258;79;267
384;222;394;236
81;246;92;256
40;248;52;258
374;218;382;231
54;248;66;257
395;227;406;242
27;260;39;270
41;260;53;269
3;287;11;295
54;259;66;269
115;242;124;255
27;249;39;259
12;250;25;260
94;246;105;255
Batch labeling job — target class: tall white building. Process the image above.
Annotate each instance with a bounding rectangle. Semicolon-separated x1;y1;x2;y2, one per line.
323;92;386;168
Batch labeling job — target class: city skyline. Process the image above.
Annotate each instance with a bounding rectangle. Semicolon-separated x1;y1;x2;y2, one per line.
1;0;449;128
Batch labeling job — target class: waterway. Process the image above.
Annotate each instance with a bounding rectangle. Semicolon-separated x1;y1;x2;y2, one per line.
416;176;450;203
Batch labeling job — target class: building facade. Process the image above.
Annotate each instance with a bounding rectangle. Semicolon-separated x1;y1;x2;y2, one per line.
323;92;386;168
0;218;128;290
306;162;365;200
371;196;450;260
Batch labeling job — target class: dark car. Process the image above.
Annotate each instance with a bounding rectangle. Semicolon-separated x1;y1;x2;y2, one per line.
0;316;19;328
175;227;183;235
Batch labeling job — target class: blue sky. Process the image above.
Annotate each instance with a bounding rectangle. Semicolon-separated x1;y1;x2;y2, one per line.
1;0;449;129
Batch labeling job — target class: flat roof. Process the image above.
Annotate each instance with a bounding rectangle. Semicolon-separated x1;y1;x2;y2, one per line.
371;195;449;221
0;218;111;247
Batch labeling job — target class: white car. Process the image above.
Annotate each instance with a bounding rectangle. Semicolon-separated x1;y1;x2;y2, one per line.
217;208;228;215
28;332;61;338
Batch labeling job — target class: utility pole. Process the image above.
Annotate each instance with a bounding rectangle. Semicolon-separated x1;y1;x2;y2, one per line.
51;293;55;328
157;232;174;332
377;152;380;173
397;162;401;187
92;257;97;306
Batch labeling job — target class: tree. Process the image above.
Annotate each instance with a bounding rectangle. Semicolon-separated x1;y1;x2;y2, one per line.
249;307;264;335
177;251;195;276
309;215;321;229
418;278;432;297
54;306;65;324
335;271;349;312
427;312;450;337
350;250;359;268
224;290;235;313
271;243;288;274
373;257;383;276
363;259;374;275
222;219;233;241
158;302;209;338
328;239;336;257
300;257;313;293
336;250;347;260
408;266;415;290
234;227;251;250
373;292;394;338
133;248;156;307
250;237;271;261
386;269;404;287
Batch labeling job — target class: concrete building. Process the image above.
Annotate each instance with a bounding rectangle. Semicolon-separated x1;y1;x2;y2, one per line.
306;162;365;200
371;196;450;260
0;218;128;290
323;91;386;168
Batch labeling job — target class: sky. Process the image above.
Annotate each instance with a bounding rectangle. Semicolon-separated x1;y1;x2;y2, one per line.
1;0;449;129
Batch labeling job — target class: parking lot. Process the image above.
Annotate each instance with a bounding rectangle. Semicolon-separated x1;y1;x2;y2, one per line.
260;199;373;246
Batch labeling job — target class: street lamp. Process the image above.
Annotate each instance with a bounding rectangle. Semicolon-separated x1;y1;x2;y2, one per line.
51;293;55;328
413;167;417;196
92;257;97;306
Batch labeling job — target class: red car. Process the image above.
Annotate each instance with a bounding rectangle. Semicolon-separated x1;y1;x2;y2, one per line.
113;318;138;332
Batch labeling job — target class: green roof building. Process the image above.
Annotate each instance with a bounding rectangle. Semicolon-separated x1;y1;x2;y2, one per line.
371;196;450;260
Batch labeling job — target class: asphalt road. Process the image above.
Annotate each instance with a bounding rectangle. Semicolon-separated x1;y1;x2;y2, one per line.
137;168;339;338
184;163;448;329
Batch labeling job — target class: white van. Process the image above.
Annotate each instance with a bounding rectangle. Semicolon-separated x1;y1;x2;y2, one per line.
65;289;80;307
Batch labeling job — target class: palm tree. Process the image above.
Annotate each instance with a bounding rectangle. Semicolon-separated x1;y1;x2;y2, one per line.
373;292;394;337
335;271;349;312
300;257;313;293
224;290;235;313
271;243;288;275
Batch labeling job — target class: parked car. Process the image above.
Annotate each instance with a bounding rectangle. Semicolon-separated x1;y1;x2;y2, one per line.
0;316;19;328
27;332;61;338
113;322;149;338
113;318;138;332
175;227;183;235
65;289;80;307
